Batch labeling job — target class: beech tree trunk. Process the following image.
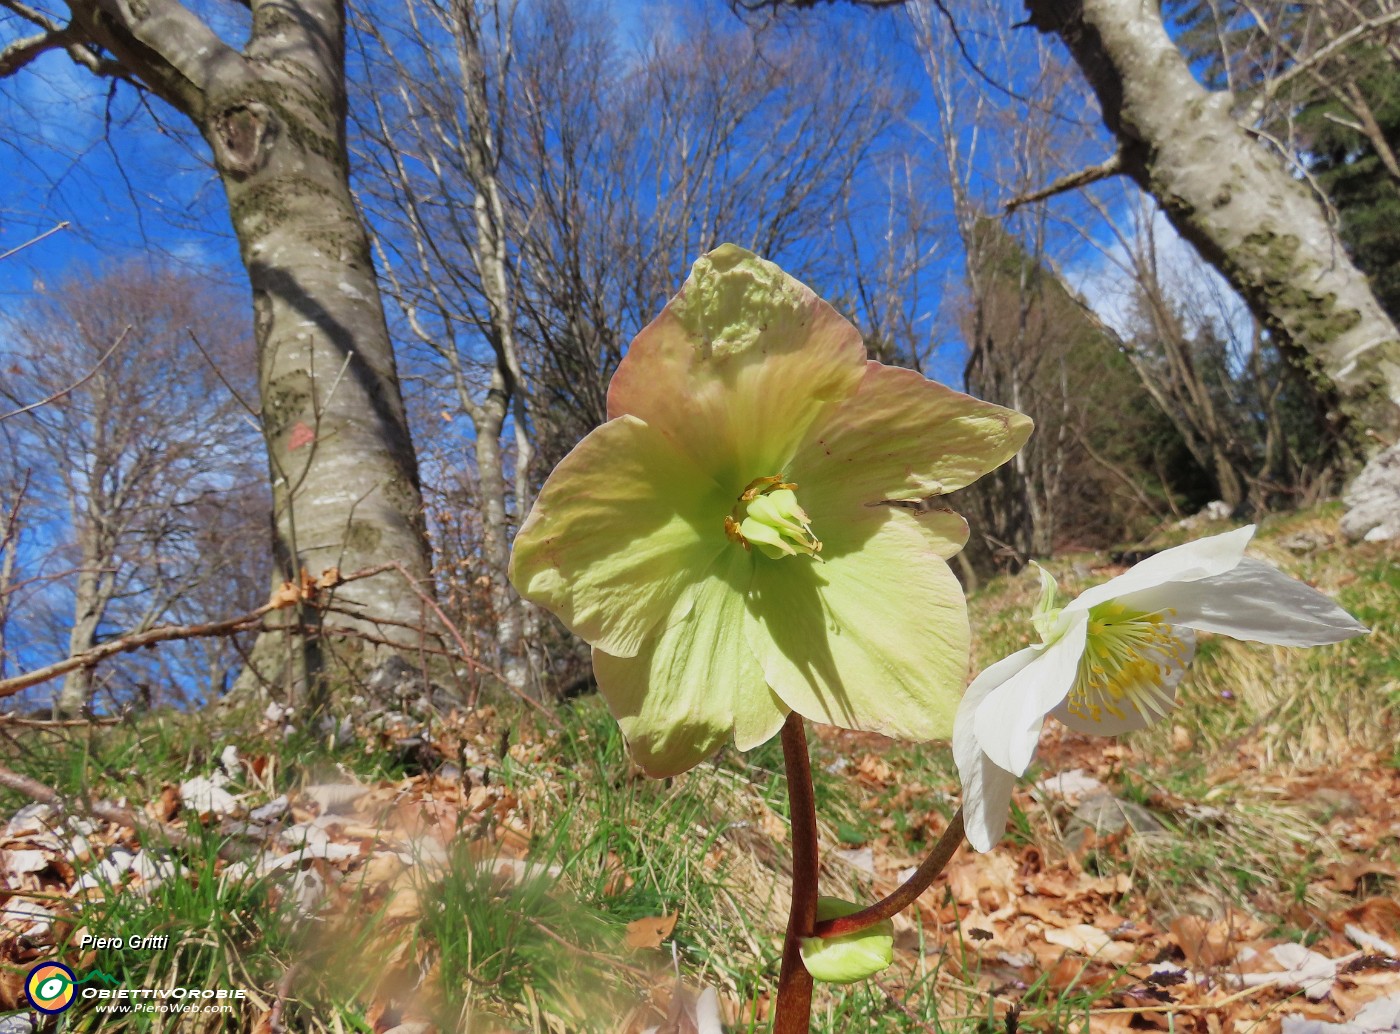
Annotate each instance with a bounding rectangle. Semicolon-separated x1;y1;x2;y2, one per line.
6;0;438;706
1023;0;1400;444
56;526;115;715
207;54;436;704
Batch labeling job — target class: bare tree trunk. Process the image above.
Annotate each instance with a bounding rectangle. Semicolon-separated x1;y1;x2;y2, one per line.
1024;0;1400;443
13;0;441;707
208;58;434;704
56;530;112;715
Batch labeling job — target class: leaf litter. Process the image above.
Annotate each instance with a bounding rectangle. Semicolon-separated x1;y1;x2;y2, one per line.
0;689;1395;1032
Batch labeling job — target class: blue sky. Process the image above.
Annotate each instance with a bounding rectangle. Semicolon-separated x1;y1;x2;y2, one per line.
0;0;1157;371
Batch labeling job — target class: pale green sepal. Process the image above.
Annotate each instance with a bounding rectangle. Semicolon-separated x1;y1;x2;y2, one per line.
746;507;968;742
1031;563;1061;641
591;548;789;777
791;361;1033;517
800;897;894;984
606;245;866;487
509;415;729;659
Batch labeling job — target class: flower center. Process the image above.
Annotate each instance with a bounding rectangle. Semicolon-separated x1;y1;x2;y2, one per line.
724;474;823;561
1065;601;1188;725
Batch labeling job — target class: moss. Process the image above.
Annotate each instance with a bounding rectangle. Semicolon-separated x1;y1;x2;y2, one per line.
263;371;313;439
228;178;293;233
345;519;384;557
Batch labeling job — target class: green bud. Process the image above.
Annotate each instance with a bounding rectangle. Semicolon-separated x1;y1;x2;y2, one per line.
739;488;823;560
799;897;894;984
1031;562;1062;641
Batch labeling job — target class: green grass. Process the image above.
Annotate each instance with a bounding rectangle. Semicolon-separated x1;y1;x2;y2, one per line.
50;821;357;1033
2;505;1394;1032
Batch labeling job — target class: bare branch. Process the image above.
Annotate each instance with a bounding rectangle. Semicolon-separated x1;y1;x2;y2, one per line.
1002;151;1123;212
387;562;561;727
0;762;251;861
1257;7;1400;109
0;326;130;424
57;0;240;113
0;221;70;262
0;562;395;699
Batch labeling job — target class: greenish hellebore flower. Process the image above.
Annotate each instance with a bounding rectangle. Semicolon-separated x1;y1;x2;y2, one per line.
954;525;1370;852
799;898;894;984
509;244;1032;777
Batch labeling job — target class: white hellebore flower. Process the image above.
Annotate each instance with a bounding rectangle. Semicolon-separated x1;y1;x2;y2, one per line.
954;526;1369;852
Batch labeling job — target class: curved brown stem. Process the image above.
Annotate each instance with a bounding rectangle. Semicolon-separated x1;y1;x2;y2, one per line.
773;713;819;1034
814;807;965;939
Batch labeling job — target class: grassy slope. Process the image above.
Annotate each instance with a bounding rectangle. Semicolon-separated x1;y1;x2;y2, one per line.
0;507;1394;1033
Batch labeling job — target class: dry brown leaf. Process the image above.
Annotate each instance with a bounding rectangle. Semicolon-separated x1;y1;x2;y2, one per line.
759;807;788;844
1327;860;1400;894
602;851;633;896
146;784;181;823
948;851;1019;911
382;869;422;922
269;581;302;609
1042;923;1139;965
625;912;678;949
1171;915;1237;969
0;963;26;1011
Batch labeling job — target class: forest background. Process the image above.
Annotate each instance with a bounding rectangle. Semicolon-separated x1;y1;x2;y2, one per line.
0;1;1398;1031
3;0;1396;716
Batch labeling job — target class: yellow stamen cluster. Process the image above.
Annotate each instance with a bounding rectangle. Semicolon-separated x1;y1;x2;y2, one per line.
1065;601;1188;725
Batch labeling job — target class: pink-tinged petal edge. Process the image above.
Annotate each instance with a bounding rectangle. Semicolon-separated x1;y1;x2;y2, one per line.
792;362;1033;518
606;245;866;490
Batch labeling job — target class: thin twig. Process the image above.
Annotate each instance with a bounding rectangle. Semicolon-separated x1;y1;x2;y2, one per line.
267;963;299;1034
0;762;249;861
774;713;818;1034
0;327;131;423
389;561;561;726
1003;152;1123;213
0;713;123;728
186;329;261;419
815;808;965;938
0;221;69;263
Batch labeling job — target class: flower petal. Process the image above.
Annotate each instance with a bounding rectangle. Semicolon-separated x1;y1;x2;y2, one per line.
1067;525;1256;615
1051;627;1196;736
510;415;730;658
743;507;969;742
591;548;788;777
954;647;1041;852
972;616;1089;776
606;245;866;488
1122;558;1370;646
791;362;1033;515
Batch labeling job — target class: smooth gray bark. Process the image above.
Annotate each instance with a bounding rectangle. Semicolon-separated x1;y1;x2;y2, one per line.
1024;0;1400;443
7;0;438;704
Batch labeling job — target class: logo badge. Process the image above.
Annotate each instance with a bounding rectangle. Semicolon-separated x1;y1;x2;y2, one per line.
25;961;77;1014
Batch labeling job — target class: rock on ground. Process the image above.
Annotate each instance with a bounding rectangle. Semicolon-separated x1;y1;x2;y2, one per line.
1342;444;1400;542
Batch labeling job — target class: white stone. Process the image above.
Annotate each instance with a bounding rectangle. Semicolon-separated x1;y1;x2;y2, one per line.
1342;444;1400;542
